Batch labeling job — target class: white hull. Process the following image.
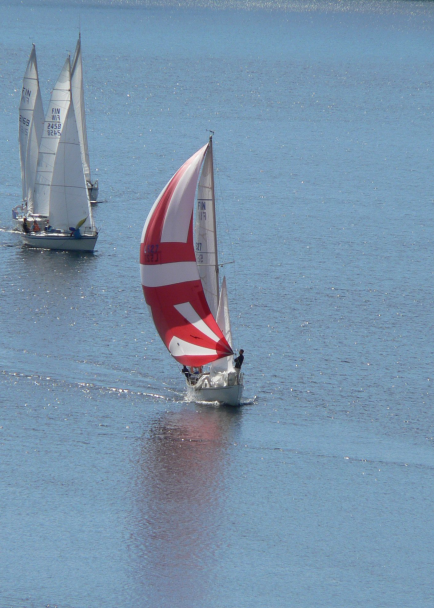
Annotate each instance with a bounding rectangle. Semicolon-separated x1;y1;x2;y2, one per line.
187;380;243;406
22;232;98;252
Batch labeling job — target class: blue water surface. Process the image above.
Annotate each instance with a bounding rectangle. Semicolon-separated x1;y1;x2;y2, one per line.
0;1;433;607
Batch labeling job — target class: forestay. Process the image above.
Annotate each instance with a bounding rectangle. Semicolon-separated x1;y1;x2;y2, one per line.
140;143;233;366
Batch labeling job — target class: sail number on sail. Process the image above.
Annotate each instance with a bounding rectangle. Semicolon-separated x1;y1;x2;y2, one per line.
143;244;161;264
195;241;204;264
47;107;62;136
19;115;31;130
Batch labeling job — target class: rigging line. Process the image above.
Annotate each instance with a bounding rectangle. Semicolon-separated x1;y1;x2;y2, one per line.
197;261;235;267
219;261;235;266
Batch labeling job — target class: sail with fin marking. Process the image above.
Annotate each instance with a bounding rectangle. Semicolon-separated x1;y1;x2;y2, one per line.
33;57;71;217
19;45;44;212
140;143;233;366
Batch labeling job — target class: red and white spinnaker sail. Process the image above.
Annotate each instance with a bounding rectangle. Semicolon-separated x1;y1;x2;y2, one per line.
140;143;233;366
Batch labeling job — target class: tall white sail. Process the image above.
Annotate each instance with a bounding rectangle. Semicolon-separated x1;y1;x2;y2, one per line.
210;277;235;374
19;44;44;212
195;138;219;318
49;99;92;232
71;34;91;185
33;57;71;217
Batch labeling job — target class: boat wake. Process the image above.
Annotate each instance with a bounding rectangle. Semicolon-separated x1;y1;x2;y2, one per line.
241;396;257;406
0;227;19;234
185;395;256;408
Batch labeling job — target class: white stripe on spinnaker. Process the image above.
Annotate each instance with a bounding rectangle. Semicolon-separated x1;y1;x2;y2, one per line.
168;336;218;358
174;302;220;343
141;261;199;288
161;145;208;243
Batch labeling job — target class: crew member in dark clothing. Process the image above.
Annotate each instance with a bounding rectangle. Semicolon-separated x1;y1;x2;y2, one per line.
22;217;30;233
181;365;191;380
234;349;244;370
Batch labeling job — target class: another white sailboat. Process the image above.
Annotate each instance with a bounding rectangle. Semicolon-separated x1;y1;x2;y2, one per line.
140;136;244;406
13;44;45;225
71;34;99;203
22;57;98;252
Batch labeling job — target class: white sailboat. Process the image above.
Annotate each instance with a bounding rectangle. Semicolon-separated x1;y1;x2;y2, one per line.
71;34;99;203
22;57;98;252
140;136;244;406
13;44;45;225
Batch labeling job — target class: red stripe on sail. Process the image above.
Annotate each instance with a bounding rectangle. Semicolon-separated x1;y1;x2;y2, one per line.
140;233;195;267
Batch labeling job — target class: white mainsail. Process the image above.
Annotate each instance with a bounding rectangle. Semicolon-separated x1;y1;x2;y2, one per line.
49;98;93;233
19;44;44;213
195;138;219;318
33;57;71;217
71;34;91;186
210;277;235;374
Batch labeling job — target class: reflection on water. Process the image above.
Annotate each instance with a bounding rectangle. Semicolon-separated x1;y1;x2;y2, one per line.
19;244;97;272
2;232;100;386
131;405;242;606
7;244;98;301
17;248;98;312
